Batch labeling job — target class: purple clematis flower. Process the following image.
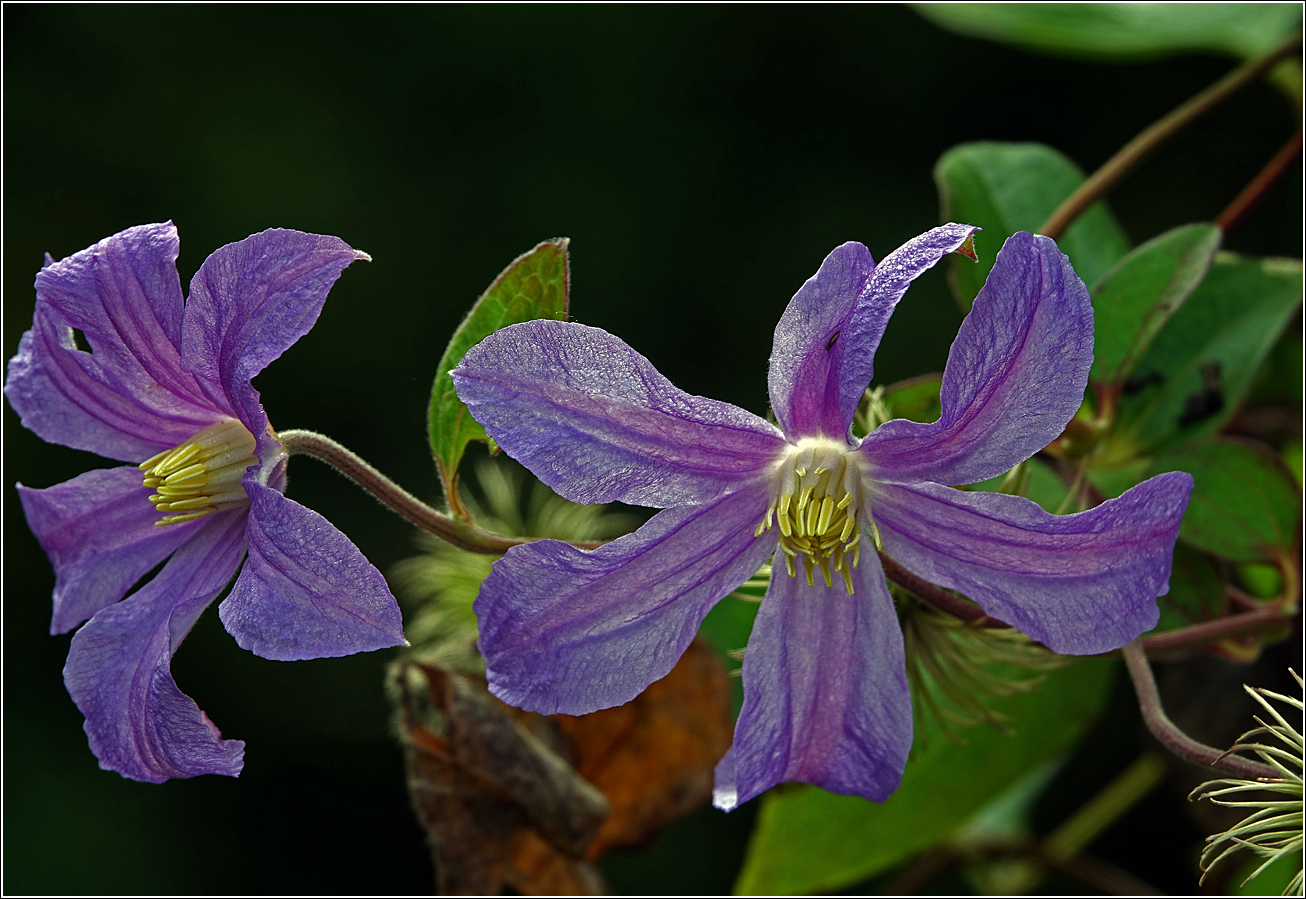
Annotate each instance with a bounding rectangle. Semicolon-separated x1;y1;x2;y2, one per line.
7;222;405;783
451;225;1193;809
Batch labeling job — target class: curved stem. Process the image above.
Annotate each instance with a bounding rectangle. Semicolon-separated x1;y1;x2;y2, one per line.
1122;640;1281;781
1139;606;1293;654
1039;31;1303;240
1215;127;1304;233
279;429;600;554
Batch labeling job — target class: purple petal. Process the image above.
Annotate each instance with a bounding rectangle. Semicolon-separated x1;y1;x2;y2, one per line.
63;511;248;783
827;224;979;437
180;229;368;456
714;554;911;810
219;482;405;661
6;224;225;462
862;232;1092;486
768;242;876;438
17;467;203;635
453;320;785;507
477;486;776;715
871;473;1193;655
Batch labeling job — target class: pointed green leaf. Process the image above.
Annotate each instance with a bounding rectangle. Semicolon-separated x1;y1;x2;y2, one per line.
1110;253;1302;456
1146;437;1300;563
935;142;1131;309
1091;223;1222;393
733;658;1114;895
428;240;570;492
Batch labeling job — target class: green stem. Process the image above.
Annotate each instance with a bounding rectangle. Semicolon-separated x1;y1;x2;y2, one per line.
278;429;599;554
1039;31;1303;240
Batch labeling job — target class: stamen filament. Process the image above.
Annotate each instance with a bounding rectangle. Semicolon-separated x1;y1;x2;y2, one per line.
139;419;258;526
767;437;867;596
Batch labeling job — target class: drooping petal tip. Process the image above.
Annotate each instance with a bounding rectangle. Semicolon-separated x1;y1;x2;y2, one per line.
63;511;249;783
718;554;912;808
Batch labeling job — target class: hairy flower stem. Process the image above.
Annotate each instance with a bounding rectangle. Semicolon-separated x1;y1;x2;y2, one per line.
280;429;601;554
1215;126;1304;232
1122;640;1280;780
1039;30;1303;240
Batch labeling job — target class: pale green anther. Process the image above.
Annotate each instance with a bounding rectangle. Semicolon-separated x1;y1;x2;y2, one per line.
756;437;875;596
139;419;258;526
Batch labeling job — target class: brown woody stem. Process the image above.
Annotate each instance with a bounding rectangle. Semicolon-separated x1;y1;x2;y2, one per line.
1139;606;1293;654
1039;31;1303;240
1215;127;1304;232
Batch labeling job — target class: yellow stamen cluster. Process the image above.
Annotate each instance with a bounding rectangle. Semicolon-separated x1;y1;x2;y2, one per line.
139;419;257;526
756;437;878;595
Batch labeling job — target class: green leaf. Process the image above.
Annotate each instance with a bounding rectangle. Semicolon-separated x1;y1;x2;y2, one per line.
970;459;1070;514
733;658;1114;895
935;142;1130;309
1152;543;1223;632
427;239;570;495
1146;438;1300;563
1091;223;1222;394
882;374;943;423
1109;253;1303;457
913;3;1303;62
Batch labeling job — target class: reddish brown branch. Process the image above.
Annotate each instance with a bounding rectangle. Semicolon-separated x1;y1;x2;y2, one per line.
1216;127;1303;232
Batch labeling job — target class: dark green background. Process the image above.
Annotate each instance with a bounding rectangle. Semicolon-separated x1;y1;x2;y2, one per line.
4;6;1299;893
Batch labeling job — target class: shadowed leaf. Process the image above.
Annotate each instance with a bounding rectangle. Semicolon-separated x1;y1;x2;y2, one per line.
428;240;570;503
935;142;1129;309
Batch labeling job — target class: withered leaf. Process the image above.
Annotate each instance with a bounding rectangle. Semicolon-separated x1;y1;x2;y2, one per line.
398;638;733;894
553;638;733;858
399;663;608;895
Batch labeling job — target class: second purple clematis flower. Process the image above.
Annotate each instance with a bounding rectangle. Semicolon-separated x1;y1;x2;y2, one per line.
7;223;405;783
451;226;1193;809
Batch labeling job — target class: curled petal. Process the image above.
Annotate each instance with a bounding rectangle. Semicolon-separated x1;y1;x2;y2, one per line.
17;467;202;635
872;473;1193;655
862;232;1092;486
477;486;776;715
453;320;785;507
63;511;248;783
31;223;213;407
768;241;876;438
180;229;369;456
219;483;405;661
832;224;979;437
714;555;911;810
6;223;227;460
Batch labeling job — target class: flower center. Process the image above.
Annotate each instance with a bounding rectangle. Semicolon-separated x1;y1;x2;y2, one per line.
139;419;257;526
756;437;876;594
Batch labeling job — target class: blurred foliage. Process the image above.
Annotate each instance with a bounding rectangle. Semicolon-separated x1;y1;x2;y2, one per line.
914;3;1302;62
